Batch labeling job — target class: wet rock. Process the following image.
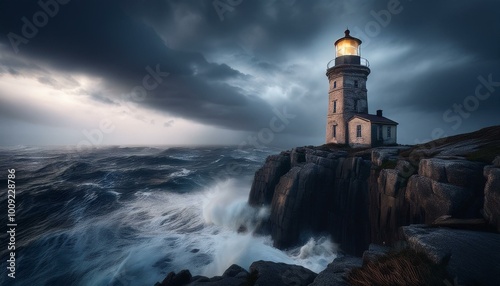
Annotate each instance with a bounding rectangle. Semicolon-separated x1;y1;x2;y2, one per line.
402;225;500;286
406;175;475;223
222;264;248;278
371;147;400;167
156;270;192;286
249;261;317;286
248;152;291;206
418;158;485;189
484;165;500;231
309;256;362;286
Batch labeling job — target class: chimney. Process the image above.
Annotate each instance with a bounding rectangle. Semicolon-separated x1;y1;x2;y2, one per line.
376;110;383;117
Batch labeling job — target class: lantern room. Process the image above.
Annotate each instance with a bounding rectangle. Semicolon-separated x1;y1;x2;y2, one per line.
334;29;362;57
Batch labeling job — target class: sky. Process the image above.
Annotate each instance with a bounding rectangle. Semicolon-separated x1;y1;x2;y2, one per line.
0;0;499;148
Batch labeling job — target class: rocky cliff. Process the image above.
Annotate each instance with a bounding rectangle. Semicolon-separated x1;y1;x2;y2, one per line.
155;126;500;285
249;148;372;256
248;126;500;255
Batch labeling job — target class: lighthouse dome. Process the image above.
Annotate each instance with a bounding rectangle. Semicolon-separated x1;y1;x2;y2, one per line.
334;29;362;57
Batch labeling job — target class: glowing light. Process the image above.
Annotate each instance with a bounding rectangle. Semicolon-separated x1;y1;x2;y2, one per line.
335;39;360;57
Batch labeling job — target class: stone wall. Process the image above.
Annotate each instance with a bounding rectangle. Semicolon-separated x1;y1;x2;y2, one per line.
326;65;370;144
347;117;371;148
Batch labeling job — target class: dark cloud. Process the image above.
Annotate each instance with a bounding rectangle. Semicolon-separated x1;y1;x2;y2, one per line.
0;0;499;145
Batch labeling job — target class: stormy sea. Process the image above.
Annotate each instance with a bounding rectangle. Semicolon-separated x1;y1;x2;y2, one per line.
0;146;336;286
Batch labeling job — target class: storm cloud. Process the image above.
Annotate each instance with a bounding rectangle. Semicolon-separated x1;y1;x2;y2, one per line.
0;0;499;146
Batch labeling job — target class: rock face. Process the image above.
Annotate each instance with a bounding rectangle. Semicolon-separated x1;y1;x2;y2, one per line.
249;146;371;255
369;125;500;245
484;157;500;232
249;261;317;286
249;126;500;255
309;256;362;286
156;262;317;286
249;152;291;206
402;225;500;286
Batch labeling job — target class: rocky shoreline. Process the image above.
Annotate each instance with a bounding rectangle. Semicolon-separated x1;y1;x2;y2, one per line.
156;126;500;285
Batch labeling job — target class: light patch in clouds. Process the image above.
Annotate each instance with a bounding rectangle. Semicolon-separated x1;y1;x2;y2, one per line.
0;69;250;146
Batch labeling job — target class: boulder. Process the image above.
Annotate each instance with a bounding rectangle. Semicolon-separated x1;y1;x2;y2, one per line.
418;158;485;189
309;256;362;286
371;147;400;167
406;175;475;223
248;152;291;206
156;270;192;286
493;156;500;167
484;165;500;231
395;159;416;179
402;225;500;286
222;264;248;278
249;261;317;286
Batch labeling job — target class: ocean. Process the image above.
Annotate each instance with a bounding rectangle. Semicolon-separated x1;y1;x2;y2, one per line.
0;146;337;286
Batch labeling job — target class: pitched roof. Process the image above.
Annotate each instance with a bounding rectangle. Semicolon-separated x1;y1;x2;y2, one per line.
350;113;398;125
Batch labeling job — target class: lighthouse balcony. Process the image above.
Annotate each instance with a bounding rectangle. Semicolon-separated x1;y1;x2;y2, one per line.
327;56;370;69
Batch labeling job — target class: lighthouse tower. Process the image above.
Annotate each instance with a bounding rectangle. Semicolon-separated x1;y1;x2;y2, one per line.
326;29;371;144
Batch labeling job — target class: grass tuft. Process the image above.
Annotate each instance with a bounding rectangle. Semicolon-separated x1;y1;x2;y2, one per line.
347;248;451;286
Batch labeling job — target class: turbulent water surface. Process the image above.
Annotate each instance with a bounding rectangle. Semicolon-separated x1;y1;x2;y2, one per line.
0;146;336;286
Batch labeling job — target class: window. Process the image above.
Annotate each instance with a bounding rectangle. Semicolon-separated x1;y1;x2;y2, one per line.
333;81;337;88
333;100;337;113
354;80;359;88
333;125;337;138
356;125;362;137
378;125;383;140
387;126;391;138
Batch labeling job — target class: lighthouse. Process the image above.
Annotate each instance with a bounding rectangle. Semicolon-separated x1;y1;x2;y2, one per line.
326;30;398;148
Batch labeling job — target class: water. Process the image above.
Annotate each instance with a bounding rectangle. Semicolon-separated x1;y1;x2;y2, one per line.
0;146;336;286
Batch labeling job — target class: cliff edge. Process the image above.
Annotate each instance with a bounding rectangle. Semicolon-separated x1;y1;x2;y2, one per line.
248;125;500;256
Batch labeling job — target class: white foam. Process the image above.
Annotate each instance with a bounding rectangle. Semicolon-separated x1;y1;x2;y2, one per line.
200;179;337;276
20;178;338;285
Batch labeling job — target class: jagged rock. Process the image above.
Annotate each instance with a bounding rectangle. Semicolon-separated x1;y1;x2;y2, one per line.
222;264;248;278
189;276;210;283
290;147;306;166
305;153;337;169
247;126;500;262
189;272;250;286
484;165;500;231
248;152;291;206
402;225;500;286
418;158;485;189
406;175;475;223
309;256;362;286
253;148;371;255
395;159;416;179
371;147;400;167
493;156;500;167
156;270;192;286
269;163;332;249
249;261;317;286
190;277;247;286
378;169;400;197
